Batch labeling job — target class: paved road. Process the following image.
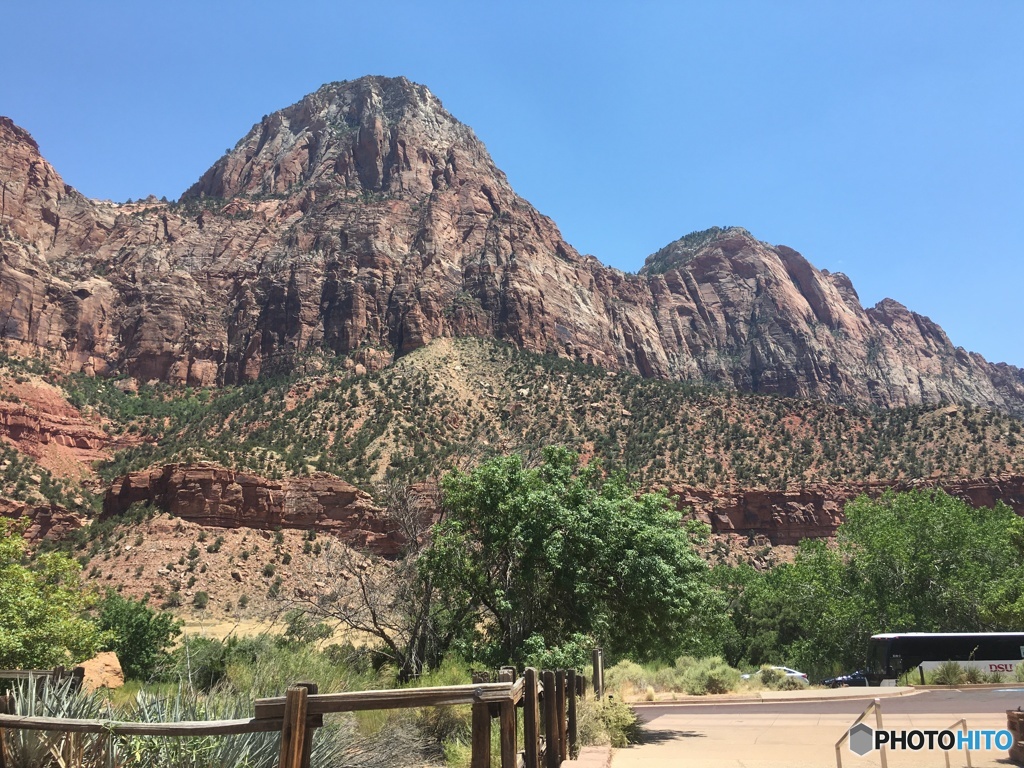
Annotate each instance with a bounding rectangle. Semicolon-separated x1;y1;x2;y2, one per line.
635;687;1024;720
615;690;1024;768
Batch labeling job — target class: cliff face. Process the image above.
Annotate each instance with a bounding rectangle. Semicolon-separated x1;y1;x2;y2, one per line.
0;497;85;541
102;463;402;555
2;78;1023;413
0;373;109;468
671;474;1024;544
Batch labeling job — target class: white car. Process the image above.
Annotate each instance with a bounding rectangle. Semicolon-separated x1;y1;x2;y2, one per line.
741;666;810;684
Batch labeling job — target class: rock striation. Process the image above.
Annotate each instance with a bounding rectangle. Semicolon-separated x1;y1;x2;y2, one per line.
670;474;1024;544
0;375;109;465
102;463;401;555
3;79;1023;413
0;496;85;541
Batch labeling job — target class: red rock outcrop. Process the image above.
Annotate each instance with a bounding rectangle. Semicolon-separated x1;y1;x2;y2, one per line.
670;474;1024;544
79;651;125;692
0;375;109;467
3;79;1023;414
102;463;401;555
0;497;85;541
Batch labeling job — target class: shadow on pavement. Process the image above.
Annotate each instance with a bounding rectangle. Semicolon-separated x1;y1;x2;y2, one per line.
637;727;705;744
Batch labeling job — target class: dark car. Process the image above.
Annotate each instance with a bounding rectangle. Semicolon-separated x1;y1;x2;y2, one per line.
822;669;871;688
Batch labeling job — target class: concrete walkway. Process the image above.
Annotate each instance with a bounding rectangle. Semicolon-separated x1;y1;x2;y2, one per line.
615;689;1015;768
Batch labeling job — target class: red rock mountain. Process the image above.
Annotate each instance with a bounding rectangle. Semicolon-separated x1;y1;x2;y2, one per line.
2;77;1023;412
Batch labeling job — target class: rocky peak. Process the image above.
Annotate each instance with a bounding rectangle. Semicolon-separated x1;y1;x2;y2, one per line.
0;117;115;259
640;226;751;275
3;82;1024;415
183;75;507;203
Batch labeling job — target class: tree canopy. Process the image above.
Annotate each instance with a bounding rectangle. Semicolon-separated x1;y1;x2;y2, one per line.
99;592;182;680
716;489;1024;677
0;519;107;669
422;446;713;665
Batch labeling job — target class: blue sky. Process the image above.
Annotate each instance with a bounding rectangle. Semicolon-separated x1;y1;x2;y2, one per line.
4;1;1023;365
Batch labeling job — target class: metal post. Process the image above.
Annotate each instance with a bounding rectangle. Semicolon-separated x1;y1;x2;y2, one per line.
873;699;887;768
591;648;604;700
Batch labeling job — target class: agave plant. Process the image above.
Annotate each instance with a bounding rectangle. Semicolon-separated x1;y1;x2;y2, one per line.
3;676;115;768
116;688;278;768
3;678;431;768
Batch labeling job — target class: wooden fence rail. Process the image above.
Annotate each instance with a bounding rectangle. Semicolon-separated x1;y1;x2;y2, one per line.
0;666;84;693
0;665;589;768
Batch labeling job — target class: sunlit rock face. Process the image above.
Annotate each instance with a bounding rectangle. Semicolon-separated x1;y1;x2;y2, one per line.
2;78;1023;413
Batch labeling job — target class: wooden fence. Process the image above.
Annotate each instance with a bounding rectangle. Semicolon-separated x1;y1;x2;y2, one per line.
0;663;593;768
0;667;85;693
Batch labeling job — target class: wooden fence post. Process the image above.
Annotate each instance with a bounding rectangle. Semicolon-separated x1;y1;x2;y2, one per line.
70;667;85;694
499;699;517;768
471;700;492;768
278;685;310;768
591;649;603;700
0;692;11;768
471;671;492;768
567;669;578;759
524;669;540;768
296;682;318;768
542;671;558;768
496;668;516;767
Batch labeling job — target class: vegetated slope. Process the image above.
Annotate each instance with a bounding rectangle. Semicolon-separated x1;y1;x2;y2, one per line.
2;78;1023;414
70;338;1024;494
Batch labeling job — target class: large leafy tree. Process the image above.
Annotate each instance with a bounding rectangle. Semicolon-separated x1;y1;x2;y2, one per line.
716;489;1024;677
839;489;1024;631
422;446;712;664
0;519;107;668
98;592;182;680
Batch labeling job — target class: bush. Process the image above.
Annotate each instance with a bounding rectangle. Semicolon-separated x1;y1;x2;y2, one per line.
174;636;229;691
192;591;209;610
963;665;984;684
757;665;785;688
605;660;649;698
1015;664;1024;683
651;666;684;692
576;696;642;748
931;661;965;686
682;656;740;695
522;632;593;671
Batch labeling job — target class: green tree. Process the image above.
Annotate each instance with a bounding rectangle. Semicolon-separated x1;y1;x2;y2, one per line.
98;592;182;680
713;490;1024;678
839;489;1024;631
0;519;106;668
423;446;712;664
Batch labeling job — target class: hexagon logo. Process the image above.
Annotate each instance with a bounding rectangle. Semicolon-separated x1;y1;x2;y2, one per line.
848;723;874;756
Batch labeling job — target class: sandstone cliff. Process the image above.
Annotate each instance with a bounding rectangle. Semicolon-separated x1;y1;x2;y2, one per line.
102;463;401;555
0;372;109;470
0;496;85;541
2;78;1023;413
671;474;1024;544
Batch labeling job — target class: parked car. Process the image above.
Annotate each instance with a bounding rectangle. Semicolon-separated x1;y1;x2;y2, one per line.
821;669;870;688
740;666;810;684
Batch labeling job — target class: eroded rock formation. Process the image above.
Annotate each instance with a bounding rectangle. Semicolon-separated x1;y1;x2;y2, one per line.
103;463;401;555
3;78;1023;414
0;375;109;466
0;497;85;541
670;474;1024;544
